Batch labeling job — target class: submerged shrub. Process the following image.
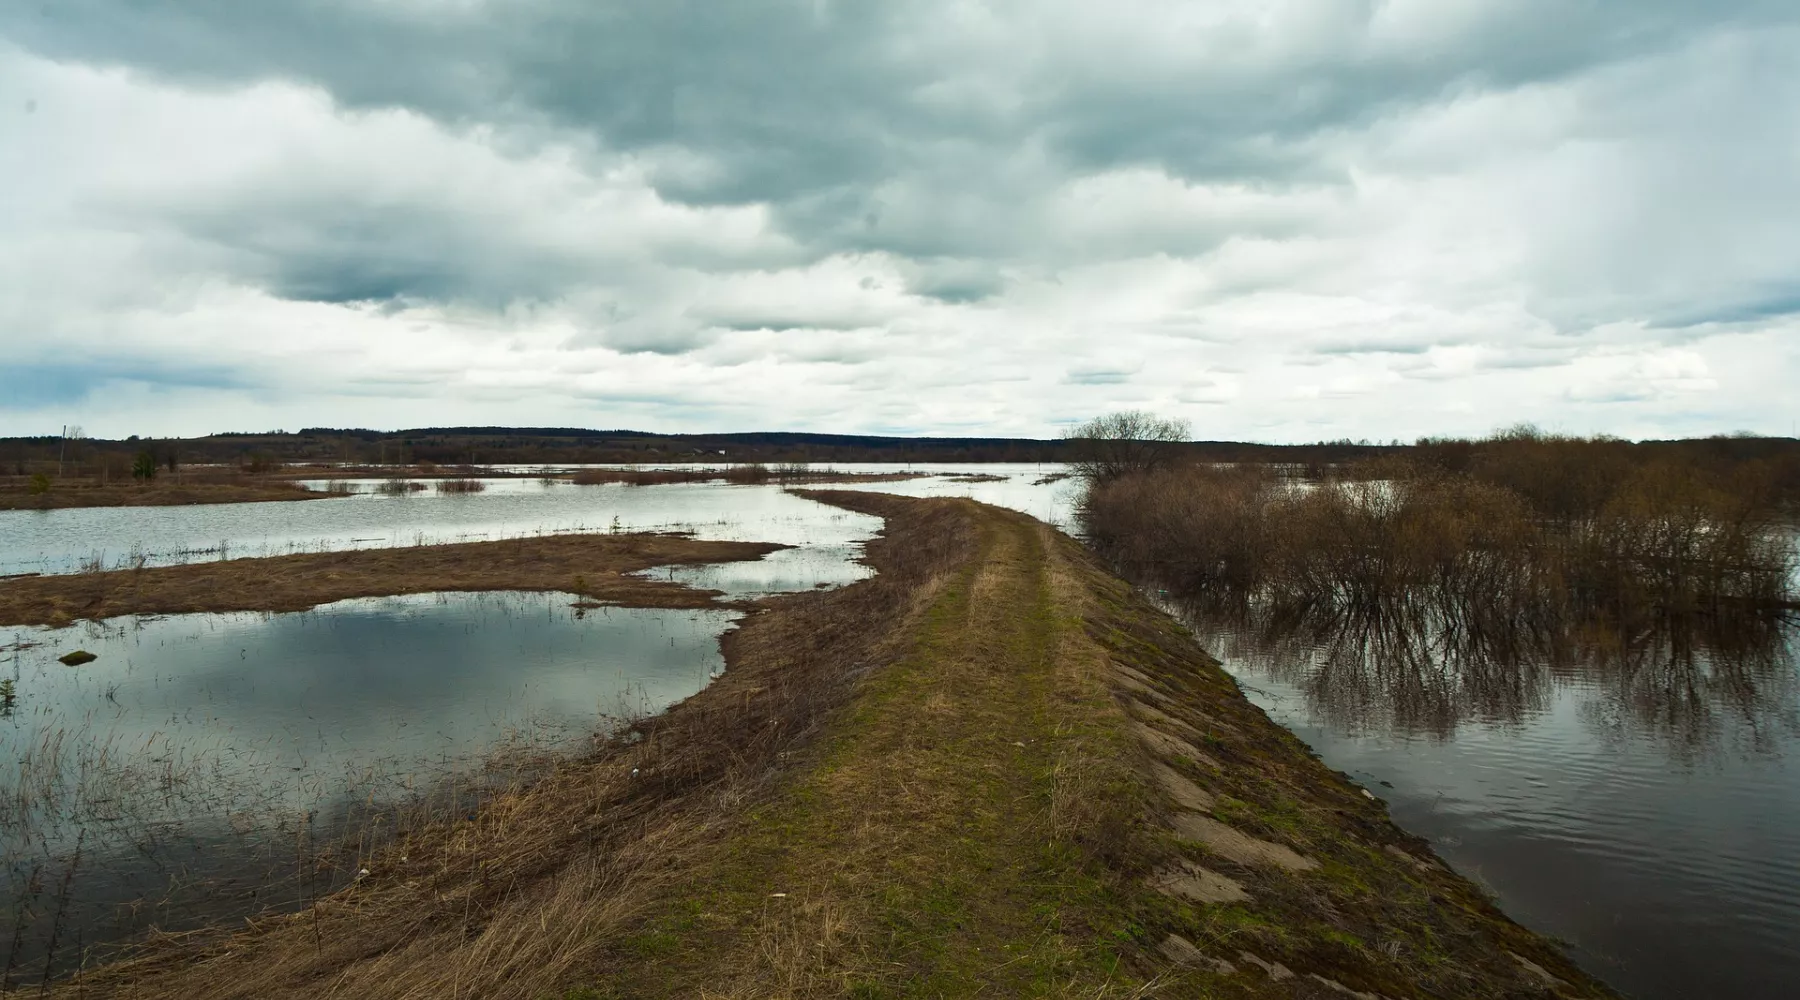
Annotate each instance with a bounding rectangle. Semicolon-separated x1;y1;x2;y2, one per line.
1080;444;1796;626
436;477;487;494
376;478;427;495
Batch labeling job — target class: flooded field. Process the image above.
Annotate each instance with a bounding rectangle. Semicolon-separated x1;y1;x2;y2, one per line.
0;468;1074;978
0;464;1076;579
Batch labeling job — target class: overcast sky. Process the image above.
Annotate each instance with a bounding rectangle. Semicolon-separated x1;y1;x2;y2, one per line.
3;1;1797;441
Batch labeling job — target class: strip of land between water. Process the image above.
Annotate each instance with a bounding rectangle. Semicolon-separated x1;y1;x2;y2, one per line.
45;492;1614;998
0;533;784;626
0;480;334;511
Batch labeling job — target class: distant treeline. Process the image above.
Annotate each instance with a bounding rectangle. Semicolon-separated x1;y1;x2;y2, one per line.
4;426;1798;493
2;427;1421;473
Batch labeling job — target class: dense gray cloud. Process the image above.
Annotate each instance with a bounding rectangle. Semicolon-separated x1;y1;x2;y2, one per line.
1;1;1797;438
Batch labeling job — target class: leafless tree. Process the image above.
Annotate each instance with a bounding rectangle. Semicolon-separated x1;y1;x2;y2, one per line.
58;425;84;477
1063;410;1191;483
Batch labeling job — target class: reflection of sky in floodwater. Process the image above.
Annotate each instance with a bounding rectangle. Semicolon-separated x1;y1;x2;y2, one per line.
0;464;1076;578
1190;608;1800;1000
1;593;735;976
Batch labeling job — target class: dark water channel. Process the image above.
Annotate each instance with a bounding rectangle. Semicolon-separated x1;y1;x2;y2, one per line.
1;593;735;979
1184;604;1800;1000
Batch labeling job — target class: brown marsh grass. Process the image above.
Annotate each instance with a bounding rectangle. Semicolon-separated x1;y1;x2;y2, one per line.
0;479;327;512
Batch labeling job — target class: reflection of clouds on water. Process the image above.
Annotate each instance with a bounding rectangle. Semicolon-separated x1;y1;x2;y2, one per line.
0;463;1074;577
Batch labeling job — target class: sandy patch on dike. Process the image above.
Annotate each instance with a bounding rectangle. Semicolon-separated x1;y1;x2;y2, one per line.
1170;811;1318;871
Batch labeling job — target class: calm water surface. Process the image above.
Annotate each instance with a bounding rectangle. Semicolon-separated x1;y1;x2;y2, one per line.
1188;609;1800;1000
1;592;736;976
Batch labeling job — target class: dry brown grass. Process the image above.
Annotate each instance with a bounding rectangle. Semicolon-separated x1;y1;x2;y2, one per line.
0;533;784;626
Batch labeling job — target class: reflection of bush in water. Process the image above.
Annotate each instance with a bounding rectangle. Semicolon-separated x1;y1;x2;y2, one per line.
1187;599;1797;753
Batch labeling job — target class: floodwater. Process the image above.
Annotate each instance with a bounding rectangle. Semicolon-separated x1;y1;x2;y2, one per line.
1185;607;1800;1000
0;463;1078;580
0;468;1075;977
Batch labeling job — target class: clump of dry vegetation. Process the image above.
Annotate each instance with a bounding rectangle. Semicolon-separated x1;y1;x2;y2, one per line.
374;477;427;495
433;476;487;493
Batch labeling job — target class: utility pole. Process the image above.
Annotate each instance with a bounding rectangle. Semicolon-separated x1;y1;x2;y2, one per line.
58;424;66;477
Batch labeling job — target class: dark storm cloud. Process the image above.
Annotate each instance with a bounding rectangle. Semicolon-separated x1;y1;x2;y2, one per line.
164;196;588;307
8;0;1793;327
11;1;1791;212
1650;288;1800;330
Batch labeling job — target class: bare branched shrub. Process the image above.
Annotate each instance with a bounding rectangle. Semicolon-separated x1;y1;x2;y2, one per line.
1063;411;1191;485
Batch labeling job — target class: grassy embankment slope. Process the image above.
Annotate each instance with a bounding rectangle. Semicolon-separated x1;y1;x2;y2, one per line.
51;494;1609;999
0;534;783;626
